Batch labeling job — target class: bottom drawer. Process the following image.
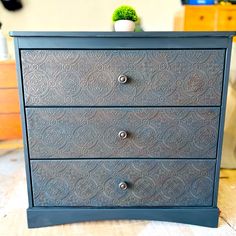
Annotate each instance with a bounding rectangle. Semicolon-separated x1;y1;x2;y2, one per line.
31;159;215;207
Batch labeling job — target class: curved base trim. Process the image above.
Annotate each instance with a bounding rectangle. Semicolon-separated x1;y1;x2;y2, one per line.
27;207;219;228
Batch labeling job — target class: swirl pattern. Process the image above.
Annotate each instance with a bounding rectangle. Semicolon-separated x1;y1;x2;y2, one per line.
21;48;223;212
31;159;215;207
21;49;225;106
26;107;220;159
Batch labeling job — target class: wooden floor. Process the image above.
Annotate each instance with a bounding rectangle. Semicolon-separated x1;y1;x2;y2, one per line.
0;139;23;156
0;143;236;235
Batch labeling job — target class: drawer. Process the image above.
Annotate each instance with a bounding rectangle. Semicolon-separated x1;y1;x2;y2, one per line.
0;113;22;140
0;61;17;88
217;9;236;30
0;88;20;113
184;7;216;31
21;49;225;106
31;159;215;207
26;107;220;159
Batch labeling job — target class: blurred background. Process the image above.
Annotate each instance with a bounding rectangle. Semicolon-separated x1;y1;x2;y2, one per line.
0;0;236;168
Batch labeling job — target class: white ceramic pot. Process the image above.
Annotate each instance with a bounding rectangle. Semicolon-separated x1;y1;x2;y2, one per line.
114;20;135;32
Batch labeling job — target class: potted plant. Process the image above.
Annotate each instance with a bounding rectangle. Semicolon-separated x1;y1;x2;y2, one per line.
112;5;138;32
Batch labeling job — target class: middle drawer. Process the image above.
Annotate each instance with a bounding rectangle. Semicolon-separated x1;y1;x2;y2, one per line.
26;107;220;159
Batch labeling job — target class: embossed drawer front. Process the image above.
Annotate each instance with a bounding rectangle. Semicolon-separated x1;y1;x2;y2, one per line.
21;49;225;106
26;107;220;159
31;159;215;207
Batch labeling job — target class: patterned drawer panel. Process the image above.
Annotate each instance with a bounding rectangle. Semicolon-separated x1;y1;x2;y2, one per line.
31;159;215;207
21;49;225;106
26;107;220;159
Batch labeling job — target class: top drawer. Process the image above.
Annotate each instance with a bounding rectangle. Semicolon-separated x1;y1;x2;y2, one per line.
21;49;225;106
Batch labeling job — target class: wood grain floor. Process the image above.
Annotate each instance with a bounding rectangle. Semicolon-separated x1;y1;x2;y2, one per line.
0;149;236;236
0;139;23;156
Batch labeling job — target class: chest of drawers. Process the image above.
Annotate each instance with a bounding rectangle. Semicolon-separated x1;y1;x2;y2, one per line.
11;31;235;228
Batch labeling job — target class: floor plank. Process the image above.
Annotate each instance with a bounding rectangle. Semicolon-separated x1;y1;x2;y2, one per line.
0;150;236;236
219;169;236;232
0;139;23;156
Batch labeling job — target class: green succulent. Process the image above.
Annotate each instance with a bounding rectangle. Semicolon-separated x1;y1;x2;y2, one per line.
112;5;138;22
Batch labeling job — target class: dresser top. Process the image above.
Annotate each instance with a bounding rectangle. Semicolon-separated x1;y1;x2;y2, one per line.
9;31;236;38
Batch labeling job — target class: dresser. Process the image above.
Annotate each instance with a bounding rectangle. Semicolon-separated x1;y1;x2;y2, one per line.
0;60;21;140
174;5;236;41
10;31;235;228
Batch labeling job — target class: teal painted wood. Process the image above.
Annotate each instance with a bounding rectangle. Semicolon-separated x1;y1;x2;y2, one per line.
27;207;219;228
213;37;233;207
17;37;230;49
31;159;215;207
13;38;34;207
21;49;225;106
9;31;236;37
9;31;235;49
26;107;220;159
11;32;236;228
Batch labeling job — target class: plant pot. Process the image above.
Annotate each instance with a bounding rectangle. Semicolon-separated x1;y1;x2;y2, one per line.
114;20;135;32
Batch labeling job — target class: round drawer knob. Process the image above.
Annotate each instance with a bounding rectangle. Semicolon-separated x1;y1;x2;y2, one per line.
119;182;128;190
118;75;128;84
199;15;204;21
118;131;128;139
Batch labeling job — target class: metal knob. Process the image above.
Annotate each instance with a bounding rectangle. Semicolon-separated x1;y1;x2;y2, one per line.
118;75;128;84
119;182;128;190
118;131;128;139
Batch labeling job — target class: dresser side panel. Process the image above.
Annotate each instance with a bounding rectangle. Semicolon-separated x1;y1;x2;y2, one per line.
14;38;34;207
213;38;233;206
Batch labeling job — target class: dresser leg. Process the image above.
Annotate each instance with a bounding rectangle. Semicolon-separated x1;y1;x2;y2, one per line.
27;207;219;228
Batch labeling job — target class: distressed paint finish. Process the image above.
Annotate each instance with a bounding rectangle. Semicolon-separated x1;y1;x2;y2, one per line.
31;159;215;207
26;107;220;159
21;49;225;106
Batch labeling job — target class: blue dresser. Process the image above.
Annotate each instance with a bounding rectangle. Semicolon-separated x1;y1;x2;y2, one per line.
10;31;235;228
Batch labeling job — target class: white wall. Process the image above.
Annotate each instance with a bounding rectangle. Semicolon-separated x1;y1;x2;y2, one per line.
1;0;181;58
1;0;181;33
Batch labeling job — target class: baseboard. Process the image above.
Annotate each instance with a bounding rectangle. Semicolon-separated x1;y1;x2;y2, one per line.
27;207;219;228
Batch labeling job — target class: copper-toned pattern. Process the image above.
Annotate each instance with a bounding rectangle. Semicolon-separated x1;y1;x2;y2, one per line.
21;49;225;106
26;107;220;159
31;159;215;207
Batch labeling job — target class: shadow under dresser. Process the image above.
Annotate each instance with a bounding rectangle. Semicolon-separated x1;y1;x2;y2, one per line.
10;31;235;228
